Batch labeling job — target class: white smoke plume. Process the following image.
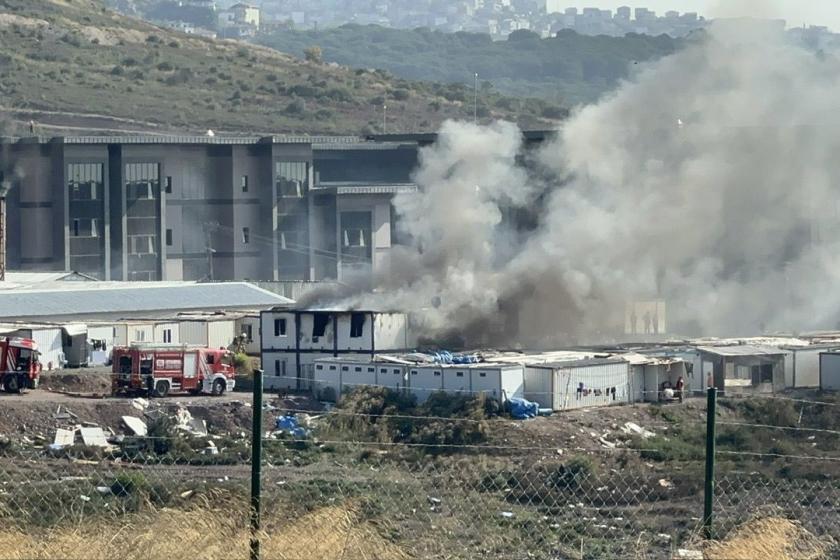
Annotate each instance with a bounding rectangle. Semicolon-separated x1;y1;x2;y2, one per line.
337;20;840;346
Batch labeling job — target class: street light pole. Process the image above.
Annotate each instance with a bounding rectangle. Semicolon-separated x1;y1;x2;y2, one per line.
473;72;478;124
383;104;387;134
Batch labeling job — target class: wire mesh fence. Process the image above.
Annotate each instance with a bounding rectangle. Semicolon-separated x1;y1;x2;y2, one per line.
0;387;838;559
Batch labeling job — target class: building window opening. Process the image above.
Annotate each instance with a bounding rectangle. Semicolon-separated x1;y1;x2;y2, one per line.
165;229;173;246
312;313;330;338
242;227;250;244
274;318;287;337
350;313;365;338
241;175;249;192
165;176;172;193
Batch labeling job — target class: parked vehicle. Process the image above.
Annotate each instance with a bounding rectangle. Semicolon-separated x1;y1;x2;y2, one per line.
111;343;235;397
0;337;41;393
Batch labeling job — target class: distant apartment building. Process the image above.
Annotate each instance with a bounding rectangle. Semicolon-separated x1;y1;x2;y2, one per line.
218;3;260;37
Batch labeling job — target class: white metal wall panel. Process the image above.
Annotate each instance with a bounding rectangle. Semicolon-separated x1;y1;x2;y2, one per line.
631;365;645;403
113;324;128;346
524;366;554;409
206;320;235;349
313;361;341;399
236;316;261;354
179;321;208;346
555;362;631;411
408;365;443;403
792;348;838;388
260;311;296;351
442;368;471;394
376;364;407;391
339;361;378;393
21;328;64;370
500;367;525;401
153;322;180;344
263;351;296;390
470;368;503;401
821;353;840;391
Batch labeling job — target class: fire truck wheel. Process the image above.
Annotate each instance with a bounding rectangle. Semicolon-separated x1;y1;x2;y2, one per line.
154;380;170;398
211;378;226;396
3;375;20;394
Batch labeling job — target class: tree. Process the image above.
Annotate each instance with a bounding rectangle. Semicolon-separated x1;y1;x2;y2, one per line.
303;45;323;64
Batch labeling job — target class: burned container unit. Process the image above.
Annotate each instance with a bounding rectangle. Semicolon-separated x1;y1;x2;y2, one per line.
260;309;417;391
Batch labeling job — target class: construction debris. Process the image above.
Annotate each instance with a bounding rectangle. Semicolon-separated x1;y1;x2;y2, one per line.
131;398;150;411
121;416;147;437
621;422;656;439
53;428;74;447
79;427;109;448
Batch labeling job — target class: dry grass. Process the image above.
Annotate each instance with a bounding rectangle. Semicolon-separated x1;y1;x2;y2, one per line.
0;500;408;560
705;517;830;560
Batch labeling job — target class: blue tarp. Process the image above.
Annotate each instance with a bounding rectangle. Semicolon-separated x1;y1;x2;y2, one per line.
276;414;308;438
508;397;540;419
431;351;479;365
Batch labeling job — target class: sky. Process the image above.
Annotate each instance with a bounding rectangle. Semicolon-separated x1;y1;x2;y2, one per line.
581;1;840;31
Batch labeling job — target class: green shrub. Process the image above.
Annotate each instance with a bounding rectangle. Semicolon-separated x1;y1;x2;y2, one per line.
110;65;124;76
111;472;149;497
233;352;253;375
157;61;174;71
391;88;409;100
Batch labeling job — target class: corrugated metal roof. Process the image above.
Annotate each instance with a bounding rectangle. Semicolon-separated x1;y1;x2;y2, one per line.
267;135;362;144
533;358;628;369
0;282;293;320
313;142;417;150
57;136;261;145
313;182;418;195
696;345;789;357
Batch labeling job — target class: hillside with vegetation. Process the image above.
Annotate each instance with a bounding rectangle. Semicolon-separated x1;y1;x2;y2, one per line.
258;25;684;106
0;0;558;136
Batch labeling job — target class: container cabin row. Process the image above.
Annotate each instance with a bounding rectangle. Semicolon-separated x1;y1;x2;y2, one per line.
0;314;260;370
311;355;687;411
312;357;525;404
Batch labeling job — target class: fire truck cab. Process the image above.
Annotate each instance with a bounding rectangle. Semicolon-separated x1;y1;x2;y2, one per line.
111;343;235;398
0;337;41;393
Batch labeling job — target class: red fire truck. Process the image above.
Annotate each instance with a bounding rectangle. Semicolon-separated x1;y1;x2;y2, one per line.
0;337;41;393
111;343;235;397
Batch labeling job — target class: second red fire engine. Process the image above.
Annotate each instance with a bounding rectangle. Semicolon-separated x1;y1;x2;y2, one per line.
111;343;235;397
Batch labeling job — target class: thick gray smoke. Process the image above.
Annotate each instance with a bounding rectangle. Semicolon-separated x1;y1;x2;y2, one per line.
342;20;840;346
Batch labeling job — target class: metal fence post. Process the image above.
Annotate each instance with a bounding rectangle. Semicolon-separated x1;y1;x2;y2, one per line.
703;387;717;540
250;368;264;560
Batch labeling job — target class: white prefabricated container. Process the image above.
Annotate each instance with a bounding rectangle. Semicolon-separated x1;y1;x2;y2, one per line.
376;363;407;391
153;322;180;344
820;353;840;391
61;324;88;367
442;367;471;394
235;315;261;354
469;365;525;402
114;322;155;346
313;361;342;399
525;359;631;411
407;365;444;403
179;320;236;349
7;326;65;370
786;346;840;388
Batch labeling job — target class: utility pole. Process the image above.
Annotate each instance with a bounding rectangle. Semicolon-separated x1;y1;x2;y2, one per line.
473;72;478;124
383;104;387;134
703;387;718;540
